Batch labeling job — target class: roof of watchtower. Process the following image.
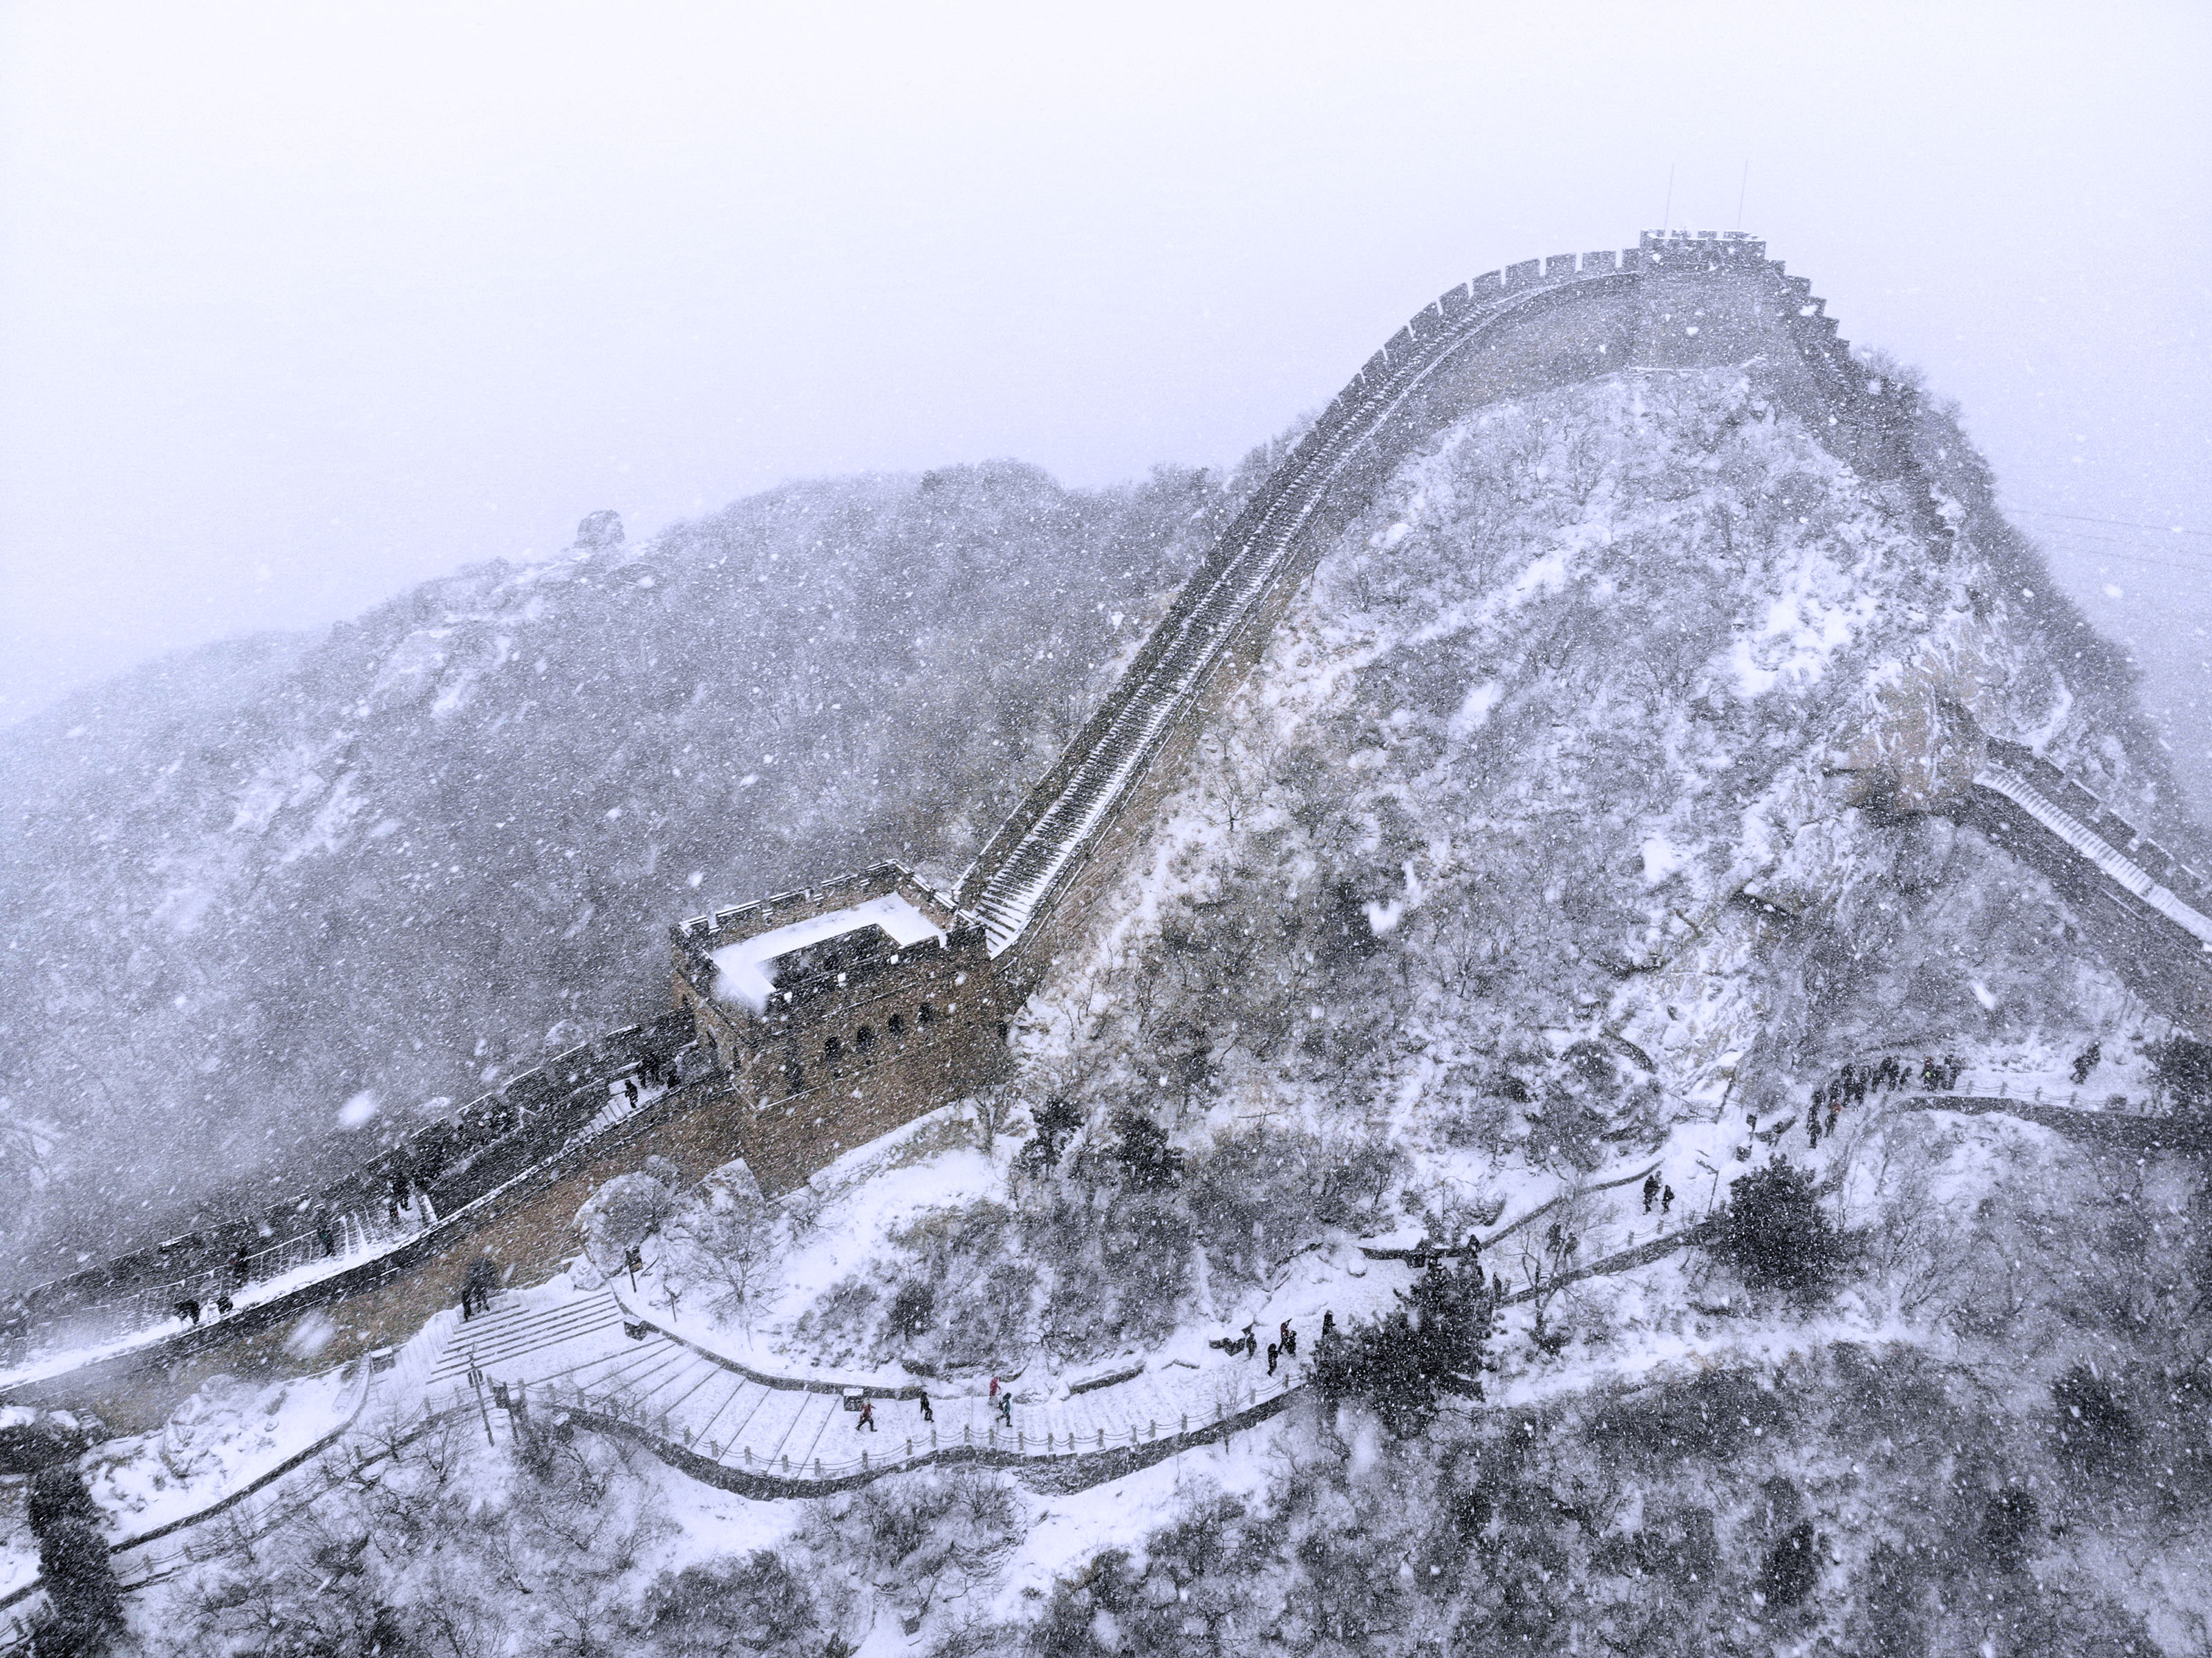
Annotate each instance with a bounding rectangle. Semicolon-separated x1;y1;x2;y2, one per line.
709;892;947;1012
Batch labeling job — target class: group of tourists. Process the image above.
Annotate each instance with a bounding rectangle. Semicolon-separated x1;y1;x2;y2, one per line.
847;1381;984;1434
1795;1052;1965;1148
850;1322;1319;1440
1212;1317;1304;1375
171;1240;265;1326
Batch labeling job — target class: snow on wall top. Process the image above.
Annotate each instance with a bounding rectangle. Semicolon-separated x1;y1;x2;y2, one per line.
709;893;946;1012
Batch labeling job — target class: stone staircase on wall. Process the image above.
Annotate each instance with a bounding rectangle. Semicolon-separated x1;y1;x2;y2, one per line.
1978;740;2212;946
1968;740;2212;1030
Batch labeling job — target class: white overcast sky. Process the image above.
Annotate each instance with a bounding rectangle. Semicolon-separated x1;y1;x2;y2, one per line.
3;2;2209;803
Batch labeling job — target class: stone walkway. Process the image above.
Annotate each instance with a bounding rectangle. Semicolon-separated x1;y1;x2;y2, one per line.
414;1272;1374;1491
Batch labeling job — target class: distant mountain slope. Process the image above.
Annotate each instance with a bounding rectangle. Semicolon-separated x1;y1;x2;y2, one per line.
0;460;1232;1282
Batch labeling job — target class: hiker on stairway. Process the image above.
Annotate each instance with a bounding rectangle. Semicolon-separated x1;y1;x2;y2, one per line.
1280;1320;1296;1359
917;1391;934;1424
998;1392;1013;1426
1266;1343;1279;1375
1642;1173;1661;1213
462;1255;500;1321
856;1397;877;1433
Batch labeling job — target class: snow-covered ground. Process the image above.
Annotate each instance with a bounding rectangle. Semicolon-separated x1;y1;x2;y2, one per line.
82;1363;364;1541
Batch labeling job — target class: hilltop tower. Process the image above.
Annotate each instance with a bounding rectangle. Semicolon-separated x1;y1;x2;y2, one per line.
669;864;1009;1191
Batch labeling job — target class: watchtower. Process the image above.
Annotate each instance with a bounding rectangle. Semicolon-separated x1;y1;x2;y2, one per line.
670;864;1009;1188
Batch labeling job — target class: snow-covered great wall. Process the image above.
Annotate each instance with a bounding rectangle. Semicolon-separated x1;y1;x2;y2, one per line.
958;229;2212;1023
961;229;1956;986
6;227;2210;1443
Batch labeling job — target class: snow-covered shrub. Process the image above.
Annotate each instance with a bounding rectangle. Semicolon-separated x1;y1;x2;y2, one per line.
1311;1258;1492;1437
2050;1363;2139;1472
807;1467;1020;1610
1758;1520;1820;1607
0;1408;89;1477
1023;1489;1259;1658
659;1158;778;1323
634;1550;819;1658
1105;1111;1183;1190
147;1404;669;1657
2152;1036;2212;1112
1979;1488;2041;1574
1183;1124;1402;1289
574;1168;678;1274
1712;1158;1842;1298
26;1463;122;1657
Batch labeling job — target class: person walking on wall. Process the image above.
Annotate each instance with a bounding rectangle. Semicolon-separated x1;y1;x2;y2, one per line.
1280;1321;1296;1359
856;1397;877;1433
988;1376;1000;1404
1642;1173;1661;1213
917;1391;934;1425
1266;1343;1279;1375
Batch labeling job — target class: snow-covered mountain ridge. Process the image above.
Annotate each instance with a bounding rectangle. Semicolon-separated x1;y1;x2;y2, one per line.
10;237;2212;1656
0;463;1226;1282
1011;362;2202;1162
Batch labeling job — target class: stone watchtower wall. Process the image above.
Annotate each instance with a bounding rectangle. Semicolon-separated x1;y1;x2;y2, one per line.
671;864;1010;1195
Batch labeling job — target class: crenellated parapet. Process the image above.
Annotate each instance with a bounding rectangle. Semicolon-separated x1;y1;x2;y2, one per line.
1;1012;697;1374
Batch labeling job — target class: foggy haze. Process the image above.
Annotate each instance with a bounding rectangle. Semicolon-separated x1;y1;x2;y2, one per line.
2;1;2208;803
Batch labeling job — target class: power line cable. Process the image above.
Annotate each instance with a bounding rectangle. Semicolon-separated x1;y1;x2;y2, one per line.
2020;527;2212;571
2023;542;2212;579
2007;507;2211;541
2025;524;2212;555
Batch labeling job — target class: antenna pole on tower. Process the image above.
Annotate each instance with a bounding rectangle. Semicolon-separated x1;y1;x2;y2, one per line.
1736;161;1750;230
1662;163;1675;233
